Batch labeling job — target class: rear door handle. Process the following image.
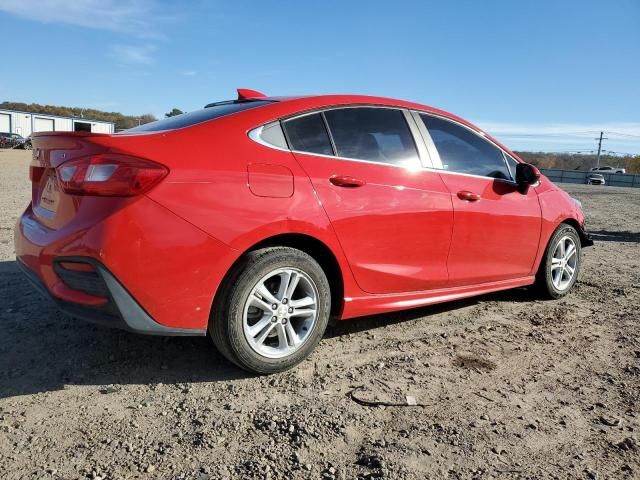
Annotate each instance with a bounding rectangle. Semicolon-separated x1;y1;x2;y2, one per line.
330;175;366;188
457;190;481;201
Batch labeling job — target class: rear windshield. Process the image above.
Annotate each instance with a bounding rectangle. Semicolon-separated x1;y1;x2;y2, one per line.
124;100;273;133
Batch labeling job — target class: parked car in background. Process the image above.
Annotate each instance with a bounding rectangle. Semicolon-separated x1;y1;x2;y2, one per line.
15;88;593;374
0;132;27;149
20;135;33;150
587;173;606;185
591;166;625;174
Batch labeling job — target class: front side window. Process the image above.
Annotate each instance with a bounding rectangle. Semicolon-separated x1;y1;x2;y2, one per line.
504;154;520;179
282;113;333;156
420;114;511;180
324;107;420;167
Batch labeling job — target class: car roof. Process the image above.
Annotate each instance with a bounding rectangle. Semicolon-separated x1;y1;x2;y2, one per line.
217;90;495;134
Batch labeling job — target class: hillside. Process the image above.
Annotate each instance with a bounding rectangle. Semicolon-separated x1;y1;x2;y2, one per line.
0;101;157;131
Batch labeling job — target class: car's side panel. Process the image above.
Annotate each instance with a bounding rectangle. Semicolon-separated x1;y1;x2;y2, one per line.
143;129;347;255
141;118;364;317
437;173;542;286
292;151;454;294
529;177;584;274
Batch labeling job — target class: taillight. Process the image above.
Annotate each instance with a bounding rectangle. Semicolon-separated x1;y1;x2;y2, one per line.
56;154;169;196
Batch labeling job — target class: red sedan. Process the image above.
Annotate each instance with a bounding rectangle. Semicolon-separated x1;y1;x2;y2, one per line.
14;89;593;373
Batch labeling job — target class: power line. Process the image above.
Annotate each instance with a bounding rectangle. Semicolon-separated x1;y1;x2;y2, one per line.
605;131;640;138
494;130;640;140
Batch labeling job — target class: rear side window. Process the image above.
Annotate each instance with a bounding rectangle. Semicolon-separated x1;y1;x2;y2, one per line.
282;113;333;156
125;100;273;133
420;114;511;180
324;108;420;167
257;121;288;149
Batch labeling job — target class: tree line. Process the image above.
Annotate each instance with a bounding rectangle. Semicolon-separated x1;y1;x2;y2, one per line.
0;101;158;131
515;152;640;174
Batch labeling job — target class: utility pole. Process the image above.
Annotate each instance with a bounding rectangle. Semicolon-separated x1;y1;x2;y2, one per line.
595;131;608;168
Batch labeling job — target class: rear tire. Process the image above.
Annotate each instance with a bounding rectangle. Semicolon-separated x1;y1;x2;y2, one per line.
209;247;331;374
535;224;582;299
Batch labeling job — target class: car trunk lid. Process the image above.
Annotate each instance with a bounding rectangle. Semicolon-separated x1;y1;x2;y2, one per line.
29;132;168;231
30;132;110;230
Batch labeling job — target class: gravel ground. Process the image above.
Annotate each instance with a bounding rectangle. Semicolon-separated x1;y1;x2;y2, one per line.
1;148;638;479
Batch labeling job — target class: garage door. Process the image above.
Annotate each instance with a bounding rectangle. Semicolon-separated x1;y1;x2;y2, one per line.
0;113;10;132
34;117;55;132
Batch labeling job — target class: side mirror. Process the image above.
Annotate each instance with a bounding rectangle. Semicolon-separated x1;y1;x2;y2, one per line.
516;163;540;187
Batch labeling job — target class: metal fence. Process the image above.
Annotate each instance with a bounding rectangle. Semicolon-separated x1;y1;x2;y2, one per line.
540;169;640;188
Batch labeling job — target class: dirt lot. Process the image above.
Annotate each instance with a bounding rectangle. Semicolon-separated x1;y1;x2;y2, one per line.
0;148;638;479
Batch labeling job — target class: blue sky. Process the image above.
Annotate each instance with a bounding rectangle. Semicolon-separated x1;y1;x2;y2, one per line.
1;0;639;153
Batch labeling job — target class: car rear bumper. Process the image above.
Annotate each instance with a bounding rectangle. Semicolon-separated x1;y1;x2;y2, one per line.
14;196;239;334
17;257;206;335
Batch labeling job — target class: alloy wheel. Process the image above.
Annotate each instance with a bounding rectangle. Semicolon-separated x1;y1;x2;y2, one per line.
242;268;319;359
550;236;578;291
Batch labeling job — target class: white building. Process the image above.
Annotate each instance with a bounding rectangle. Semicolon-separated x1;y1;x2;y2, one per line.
0;109;115;137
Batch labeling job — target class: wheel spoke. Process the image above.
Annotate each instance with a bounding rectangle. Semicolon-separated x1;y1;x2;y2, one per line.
565;264;575;277
256;284;279;306
247;315;273;337
277;270;300;301
249;294;273;312
276;271;291;300
289;296;315;308
285;272;300;300
559;239;566;257
284;322;300;347
565;244;576;260
275;323;288;349
255;322;276;345
290;309;317;318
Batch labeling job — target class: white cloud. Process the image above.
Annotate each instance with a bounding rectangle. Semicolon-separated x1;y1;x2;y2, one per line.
109;44;157;65
0;0;161;36
181;70;197;76
474;121;640;154
476;121;640;137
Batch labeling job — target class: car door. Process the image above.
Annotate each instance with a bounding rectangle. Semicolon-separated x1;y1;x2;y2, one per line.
416;113;542;287
283;107;453;294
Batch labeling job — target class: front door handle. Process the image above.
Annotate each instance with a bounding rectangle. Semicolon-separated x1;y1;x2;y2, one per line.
457;190;481;201
330;175;366;188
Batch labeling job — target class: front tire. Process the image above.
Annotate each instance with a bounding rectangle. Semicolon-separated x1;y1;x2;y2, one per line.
536;224;582;299
210;247;331;374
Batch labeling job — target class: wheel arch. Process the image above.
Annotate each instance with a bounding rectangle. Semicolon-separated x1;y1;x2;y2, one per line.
210;233;345;323
560;218;591;247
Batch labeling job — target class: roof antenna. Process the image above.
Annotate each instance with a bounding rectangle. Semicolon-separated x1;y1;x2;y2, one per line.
237;88;266;100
